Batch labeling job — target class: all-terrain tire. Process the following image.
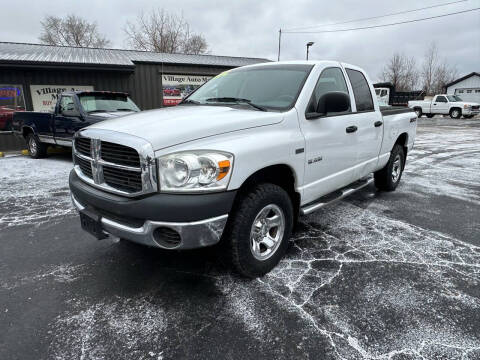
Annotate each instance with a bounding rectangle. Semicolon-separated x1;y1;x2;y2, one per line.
450;108;461;119
223;183;293;278
374;144;405;191
26;133;47;159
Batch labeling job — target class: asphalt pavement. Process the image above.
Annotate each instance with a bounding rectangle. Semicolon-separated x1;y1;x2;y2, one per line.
0;117;479;359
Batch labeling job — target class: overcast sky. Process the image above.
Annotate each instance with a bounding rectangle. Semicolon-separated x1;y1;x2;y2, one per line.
1;0;479;81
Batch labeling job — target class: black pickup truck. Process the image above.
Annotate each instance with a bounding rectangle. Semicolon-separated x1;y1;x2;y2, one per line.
13;91;140;158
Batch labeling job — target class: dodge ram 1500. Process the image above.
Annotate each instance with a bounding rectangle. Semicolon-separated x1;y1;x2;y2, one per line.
13;91;140;158
69;61;417;277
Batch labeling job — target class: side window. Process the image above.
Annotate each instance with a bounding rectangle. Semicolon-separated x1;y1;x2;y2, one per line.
436;96;447;103
346;69;374;112
59;96;75;113
307;67;350;113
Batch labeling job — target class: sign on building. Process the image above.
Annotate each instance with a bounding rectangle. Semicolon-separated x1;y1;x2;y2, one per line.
30;85;94;112
162;74;211;106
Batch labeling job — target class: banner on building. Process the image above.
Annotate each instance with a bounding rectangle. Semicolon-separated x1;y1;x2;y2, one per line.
30;85;94;112
162;74;211;106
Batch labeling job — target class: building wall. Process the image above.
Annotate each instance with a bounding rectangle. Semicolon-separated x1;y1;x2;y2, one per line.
446;75;480;103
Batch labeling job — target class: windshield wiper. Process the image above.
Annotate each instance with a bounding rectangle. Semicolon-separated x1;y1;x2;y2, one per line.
179;99;201;105
87;109;108;113
205;97;267;111
115;108;136;112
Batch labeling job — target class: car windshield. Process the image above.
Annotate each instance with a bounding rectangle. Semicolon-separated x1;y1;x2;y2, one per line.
79;94;140;113
447;95;461;102
184;64;313;111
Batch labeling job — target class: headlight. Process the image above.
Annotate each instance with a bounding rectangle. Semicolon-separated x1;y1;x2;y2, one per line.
464;104;471;109
158;151;233;192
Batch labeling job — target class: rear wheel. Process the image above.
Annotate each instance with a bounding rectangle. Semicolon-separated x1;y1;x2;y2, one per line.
26;134;47;159
414;108;422;117
450;108;461;119
223;183;293;278
374;144;405;192
463;115;474;119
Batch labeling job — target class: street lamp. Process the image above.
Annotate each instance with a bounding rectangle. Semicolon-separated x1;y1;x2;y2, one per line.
306;42;314;60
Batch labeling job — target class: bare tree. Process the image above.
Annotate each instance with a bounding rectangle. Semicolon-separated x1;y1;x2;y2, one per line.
39;15;110;48
420;42;457;95
124;9;208;54
381;53;418;91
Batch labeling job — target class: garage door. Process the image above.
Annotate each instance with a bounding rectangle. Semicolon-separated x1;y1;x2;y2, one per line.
455;88;480;103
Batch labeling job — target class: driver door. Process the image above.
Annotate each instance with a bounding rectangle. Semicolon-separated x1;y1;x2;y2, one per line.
55;95;82;145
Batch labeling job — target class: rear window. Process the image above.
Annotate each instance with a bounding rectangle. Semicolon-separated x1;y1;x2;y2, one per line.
346;69;374;112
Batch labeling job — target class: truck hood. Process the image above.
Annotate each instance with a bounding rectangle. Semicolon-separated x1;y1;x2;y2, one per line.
87;105;283;150
461;102;480;106
89;111;137;119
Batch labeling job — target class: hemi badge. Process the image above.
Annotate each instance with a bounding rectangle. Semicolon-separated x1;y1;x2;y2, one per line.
295;148;304;154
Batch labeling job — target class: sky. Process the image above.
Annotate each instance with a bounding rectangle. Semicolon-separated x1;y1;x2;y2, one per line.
0;0;479;82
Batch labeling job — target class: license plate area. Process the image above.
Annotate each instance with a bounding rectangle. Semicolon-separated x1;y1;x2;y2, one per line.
80;209;108;240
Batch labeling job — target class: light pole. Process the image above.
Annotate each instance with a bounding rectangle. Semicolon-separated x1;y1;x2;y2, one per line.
306;42;314;60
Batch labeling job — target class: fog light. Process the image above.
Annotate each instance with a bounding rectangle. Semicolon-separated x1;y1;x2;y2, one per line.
153;227;181;248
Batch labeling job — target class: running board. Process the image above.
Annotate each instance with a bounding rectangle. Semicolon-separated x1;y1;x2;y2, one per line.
300;177;374;215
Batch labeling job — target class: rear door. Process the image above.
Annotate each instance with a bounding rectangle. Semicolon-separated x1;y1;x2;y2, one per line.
344;67;383;178
299;66;360;203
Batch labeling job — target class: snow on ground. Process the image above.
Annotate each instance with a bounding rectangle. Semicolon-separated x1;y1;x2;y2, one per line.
0;154;75;229
1;118;479;359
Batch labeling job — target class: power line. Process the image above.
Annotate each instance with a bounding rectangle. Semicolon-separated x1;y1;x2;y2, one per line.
283;7;480;34
283;0;469;31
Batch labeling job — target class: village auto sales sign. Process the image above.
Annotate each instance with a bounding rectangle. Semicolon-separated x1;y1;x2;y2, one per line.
162;74;211;106
30;85;94;112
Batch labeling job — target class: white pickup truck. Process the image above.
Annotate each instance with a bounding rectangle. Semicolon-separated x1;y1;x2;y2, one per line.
69;60;417;277
408;94;480;119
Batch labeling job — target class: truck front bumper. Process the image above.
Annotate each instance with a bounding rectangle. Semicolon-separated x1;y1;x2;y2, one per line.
69;170;236;250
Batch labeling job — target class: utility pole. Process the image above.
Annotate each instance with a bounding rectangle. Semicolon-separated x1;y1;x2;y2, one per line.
277;29;281;61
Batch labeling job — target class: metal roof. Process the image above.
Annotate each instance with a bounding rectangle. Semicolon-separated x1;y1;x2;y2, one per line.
0;42;270;68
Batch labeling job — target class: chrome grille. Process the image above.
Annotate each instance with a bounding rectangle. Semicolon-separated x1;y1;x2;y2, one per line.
76;155;93;178
101;141;140;167
73;130;157;197
103;165;142;192
75;138;91;157
472;105;479;110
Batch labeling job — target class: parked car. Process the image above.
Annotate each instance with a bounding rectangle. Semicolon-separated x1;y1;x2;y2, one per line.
0;105;24;131
13;91;140;158
163;88;181;96
408;94;480;119
69;61;417;277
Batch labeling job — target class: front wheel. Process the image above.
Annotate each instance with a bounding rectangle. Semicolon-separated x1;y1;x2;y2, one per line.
223;183;293;278
450;108;462;119
26;134;47;159
414;108;422;117
374;144;405;191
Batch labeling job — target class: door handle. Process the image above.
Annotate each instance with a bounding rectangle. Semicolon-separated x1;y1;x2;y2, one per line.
346;126;357;133
374;121;383;127
433;103;437;105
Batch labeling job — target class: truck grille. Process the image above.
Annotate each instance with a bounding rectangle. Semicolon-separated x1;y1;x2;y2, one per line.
103;165;142;193
76;156;93;179
75;137;91;157
472;105;479;110
101;141;140;167
73;136;146;196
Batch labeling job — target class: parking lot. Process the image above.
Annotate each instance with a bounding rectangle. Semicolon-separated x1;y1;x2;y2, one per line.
0;117;479;359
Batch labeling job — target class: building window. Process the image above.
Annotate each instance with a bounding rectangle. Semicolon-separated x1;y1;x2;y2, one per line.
458;90;464;93
475;89;480;93
467;90;472;93
0;85;26;132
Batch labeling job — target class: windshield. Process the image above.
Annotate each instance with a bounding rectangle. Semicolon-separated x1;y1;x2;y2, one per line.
185;64;313;111
447;95;463;102
79;94;140;113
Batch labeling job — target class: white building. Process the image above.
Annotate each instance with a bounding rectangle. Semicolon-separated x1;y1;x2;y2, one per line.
446;72;480;103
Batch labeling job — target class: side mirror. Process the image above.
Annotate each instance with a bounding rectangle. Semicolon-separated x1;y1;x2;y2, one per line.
316;91;350;115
